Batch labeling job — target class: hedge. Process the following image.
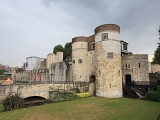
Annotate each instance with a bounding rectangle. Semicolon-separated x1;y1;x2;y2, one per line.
157;85;160;92
146;91;160;102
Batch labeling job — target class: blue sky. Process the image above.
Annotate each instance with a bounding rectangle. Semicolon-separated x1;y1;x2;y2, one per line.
0;0;159;67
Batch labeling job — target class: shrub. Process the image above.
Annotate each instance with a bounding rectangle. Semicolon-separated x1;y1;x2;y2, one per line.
76;92;90;98
146;91;160;102
2;93;24;111
51;91;81;102
71;88;80;93
157;85;160;92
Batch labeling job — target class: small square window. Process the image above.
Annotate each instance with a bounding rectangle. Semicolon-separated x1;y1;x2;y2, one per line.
104;36;107;39
90;44;94;49
123;44;127;50
102;33;108;41
107;53;113;59
78;59;83;63
128;64;130;68
89;41;95;50
73;60;75;63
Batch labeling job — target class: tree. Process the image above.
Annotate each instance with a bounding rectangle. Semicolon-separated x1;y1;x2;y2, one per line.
64;42;72;60
152;26;160;64
53;42;72;60
53;45;64;54
0;69;6;75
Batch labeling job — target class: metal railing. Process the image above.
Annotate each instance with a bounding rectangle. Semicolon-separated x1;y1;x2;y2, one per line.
129;81;158;86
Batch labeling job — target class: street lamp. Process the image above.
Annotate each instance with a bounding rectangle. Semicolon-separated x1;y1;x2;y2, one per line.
51;73;53;83
13;75;16;85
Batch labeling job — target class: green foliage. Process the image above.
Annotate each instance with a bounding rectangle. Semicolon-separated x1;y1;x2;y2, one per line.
71;87;80;93
0;69;6;75
64;42;72;60
51;92;81;102
2;93;24;111
0;104;3;112
53;45;64;54
152;26;160;64
152;44;160;64
157;85;160;92
53;42;72;61
146;91;160;102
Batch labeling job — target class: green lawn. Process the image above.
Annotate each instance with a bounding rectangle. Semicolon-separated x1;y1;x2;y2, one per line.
0;97;159;120
0;80;5;84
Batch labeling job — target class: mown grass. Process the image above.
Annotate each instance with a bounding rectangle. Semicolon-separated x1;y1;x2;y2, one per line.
0;80;5;84
0;97;159;120
0;79;25;85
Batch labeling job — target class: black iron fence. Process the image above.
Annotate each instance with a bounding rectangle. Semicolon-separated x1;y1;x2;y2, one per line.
129;81;158;87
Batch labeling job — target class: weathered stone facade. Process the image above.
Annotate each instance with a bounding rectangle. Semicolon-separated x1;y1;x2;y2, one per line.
15;69;49;82
49;62;67;81
122;54;149;85
95;31;122;98
12;24;151;98
46;52;63;69
71;24;149;98
148;63;160;73
0;83;88;101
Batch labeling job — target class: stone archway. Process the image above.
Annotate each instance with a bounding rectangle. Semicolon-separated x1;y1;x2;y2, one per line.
89;75;96;96
125;74;131;86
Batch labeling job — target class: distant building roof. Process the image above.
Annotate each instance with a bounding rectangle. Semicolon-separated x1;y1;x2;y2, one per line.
3;72;12;75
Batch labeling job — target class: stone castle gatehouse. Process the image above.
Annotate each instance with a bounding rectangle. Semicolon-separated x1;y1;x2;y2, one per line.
13;24;149;98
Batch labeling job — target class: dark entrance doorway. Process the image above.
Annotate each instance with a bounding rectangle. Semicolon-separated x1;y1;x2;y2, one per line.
125;74;131;86
89;75;96;96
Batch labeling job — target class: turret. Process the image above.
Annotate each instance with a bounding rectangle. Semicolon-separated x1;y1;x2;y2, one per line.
94;24;122;98
72;37;88;81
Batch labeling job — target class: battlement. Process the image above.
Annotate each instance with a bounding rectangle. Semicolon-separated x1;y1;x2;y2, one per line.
72;36;88;43
95;24;120;34
122;54;148;60
46;52;63;69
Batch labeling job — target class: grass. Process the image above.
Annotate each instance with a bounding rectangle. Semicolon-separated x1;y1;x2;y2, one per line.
0;97;160;120
0;79;25;85
0;80;5;84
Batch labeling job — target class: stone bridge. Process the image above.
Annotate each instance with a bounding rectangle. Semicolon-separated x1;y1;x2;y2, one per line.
0;83;89;101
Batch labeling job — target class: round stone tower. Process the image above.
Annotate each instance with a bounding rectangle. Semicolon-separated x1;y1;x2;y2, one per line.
94;24;122;98
72;37;88;82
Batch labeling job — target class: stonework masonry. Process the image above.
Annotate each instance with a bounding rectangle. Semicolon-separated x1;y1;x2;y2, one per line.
122;54;149;84
149;63;160;73
11;23;152;99
72;24;123;98
0;83;80;101
47;52;63;69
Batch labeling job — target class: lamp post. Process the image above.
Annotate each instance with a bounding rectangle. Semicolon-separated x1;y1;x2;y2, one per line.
13;75;16;85
51;73;53;83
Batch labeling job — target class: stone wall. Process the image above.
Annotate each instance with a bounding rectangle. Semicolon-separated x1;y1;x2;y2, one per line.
66;64;72;81
15;69;49;82
122;54;149;84
95;29;122;98
149;63;160;73
0;82;89;101
0;84;67;101
14;61;67;83
72;40;88;82
87;50;96;81
49;62;67;81
46;52;63;69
